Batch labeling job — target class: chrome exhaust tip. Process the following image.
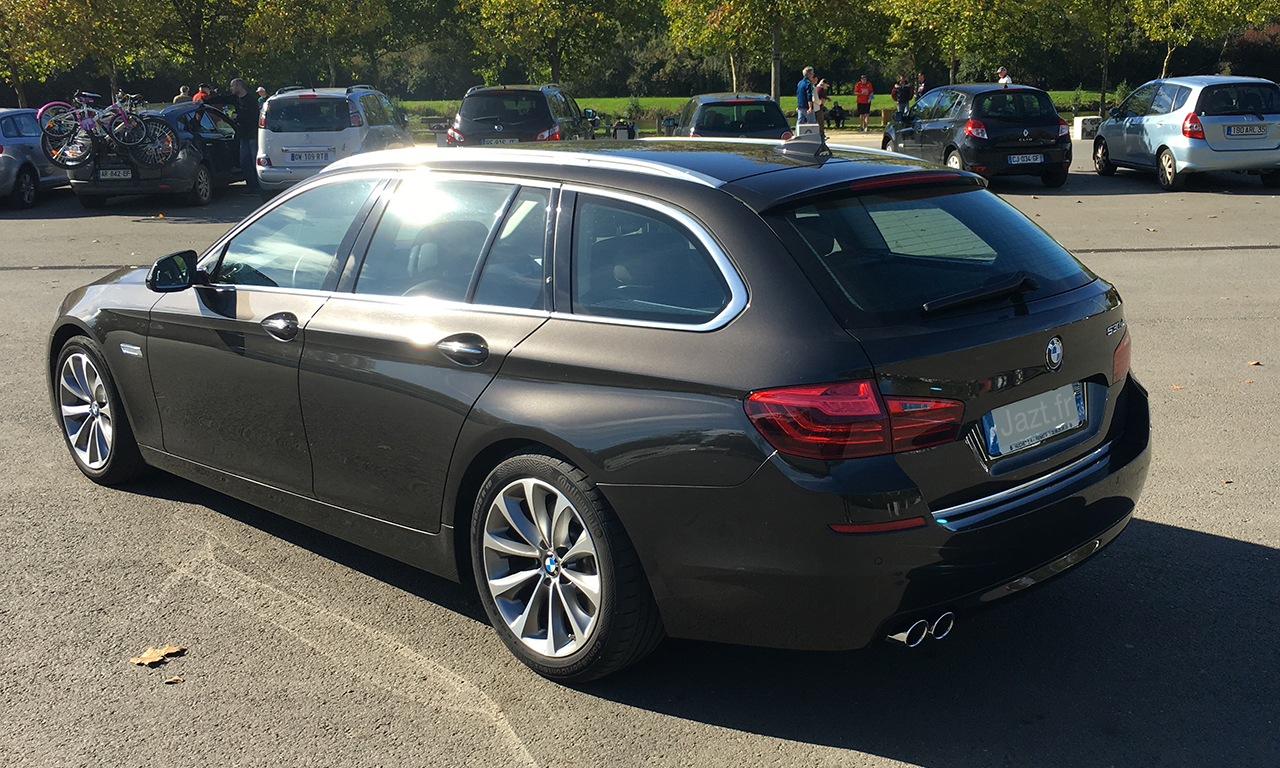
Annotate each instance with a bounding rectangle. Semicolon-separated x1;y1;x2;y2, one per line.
886;619;930;647
929;612;955;640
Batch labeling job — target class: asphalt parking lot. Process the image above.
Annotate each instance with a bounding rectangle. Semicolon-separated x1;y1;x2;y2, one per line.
2;142;1277;767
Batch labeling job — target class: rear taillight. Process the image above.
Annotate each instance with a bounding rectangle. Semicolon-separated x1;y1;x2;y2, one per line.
964;119;988;139
1058;118;1070;137
689;130;701;137
256;154;271;167
1112;328;1131;384
258;114;265;128
744;380;964;460
447;126;464;144
781;130;793;139
350;111;363;127
535;125;561;141
1183;113;1204;140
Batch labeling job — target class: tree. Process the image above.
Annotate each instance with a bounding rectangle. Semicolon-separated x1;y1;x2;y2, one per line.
1131;0;1279;77
57;0;164;93
1072;0;1132;115
153;0;255;80
461;0;633;84
0;0;60;106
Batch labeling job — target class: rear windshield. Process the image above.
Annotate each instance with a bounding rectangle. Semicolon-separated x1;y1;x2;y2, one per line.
764;185;1093;327
974;91;1057;119
1197;83;1280;116
459;92;552;125
264;98;351;132
697;102;789;131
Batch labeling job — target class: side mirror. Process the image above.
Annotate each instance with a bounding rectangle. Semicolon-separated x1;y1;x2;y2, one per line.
146;250;199;292
1109;107;1121;119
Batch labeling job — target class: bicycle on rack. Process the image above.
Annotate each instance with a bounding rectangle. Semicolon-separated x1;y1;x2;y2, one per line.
37;91;179;170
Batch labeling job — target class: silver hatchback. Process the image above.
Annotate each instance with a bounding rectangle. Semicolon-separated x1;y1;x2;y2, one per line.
1093;76;1280;190
0;108;68;208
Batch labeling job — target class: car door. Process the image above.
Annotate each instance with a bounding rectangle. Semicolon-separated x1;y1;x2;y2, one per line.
1118;82;1159;165
10;112;61;187
197;109;241;181
146;175;383;494
298;173;555;532
920;90;961;163
898;91;939;156
1136;83;1183;159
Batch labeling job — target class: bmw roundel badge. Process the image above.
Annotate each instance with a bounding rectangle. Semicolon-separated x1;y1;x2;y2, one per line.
1046;336;1064;372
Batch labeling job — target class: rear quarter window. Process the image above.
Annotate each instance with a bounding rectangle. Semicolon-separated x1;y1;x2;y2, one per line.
264;98;351;132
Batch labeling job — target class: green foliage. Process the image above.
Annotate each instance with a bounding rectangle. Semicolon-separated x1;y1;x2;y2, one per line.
1114;79;1132;103
622;94;642;119
1071;84;1085;112
0;0;61;105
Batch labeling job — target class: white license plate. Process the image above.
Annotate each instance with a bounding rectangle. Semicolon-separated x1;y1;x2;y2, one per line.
482;138;520;145
288;152;332;162
98;169;132;180
1226;124;1267;136
1008;153;1045;164
981;382;1086;457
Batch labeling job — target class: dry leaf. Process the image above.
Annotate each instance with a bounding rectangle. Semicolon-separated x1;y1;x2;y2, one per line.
1146;228;1156;232
129;644;186;667
1245;380;1255;384
1222;479;1233;484
157;213;165;218
1207;215;1217;218
163;676;183;685
1247;361;1261;366
1032;195;1039;199
1170;385;1184;390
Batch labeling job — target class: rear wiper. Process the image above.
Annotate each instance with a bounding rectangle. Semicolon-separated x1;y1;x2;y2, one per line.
468;115;502;122
922;271;1040;314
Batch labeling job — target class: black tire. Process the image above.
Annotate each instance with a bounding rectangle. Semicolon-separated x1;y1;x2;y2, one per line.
53;336;144;485
1261;170;1280;188
1093;139;1116;176
108;112;147;147
1042;165;1069;188
130;117;180;169
883;137;896;153
8;166;38;208
77;195;107;209
1157;147;1184;191
470;452;664;683
187;164;213;206
41;128;95;169
944;149;964;171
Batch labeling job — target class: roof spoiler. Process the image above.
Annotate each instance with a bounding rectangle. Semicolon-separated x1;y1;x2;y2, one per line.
275;86;309;95
346;84;375;93
774;134;832;164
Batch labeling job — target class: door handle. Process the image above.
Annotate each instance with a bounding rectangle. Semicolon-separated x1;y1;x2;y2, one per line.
261;312;299;341
437;334;488;367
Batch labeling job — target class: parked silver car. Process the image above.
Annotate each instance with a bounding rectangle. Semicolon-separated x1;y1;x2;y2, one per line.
1094;76;1280;190
0;108;68;208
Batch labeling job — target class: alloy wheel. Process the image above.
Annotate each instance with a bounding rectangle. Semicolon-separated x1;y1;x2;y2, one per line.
945;151;963;170
481;477;602;658
15;170;37;207
59;352;113;470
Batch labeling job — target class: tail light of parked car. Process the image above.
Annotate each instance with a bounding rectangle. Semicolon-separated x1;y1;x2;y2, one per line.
350;111;363;127
447;127;465;144
690;129;701;137
964;119;988;140
1112;328;1132;385
535;125;561;141
1058;118;1070;137
259;114;265;128
781;130;794;139
744;380;964;460
1182;113;1205;140
257;155;271;167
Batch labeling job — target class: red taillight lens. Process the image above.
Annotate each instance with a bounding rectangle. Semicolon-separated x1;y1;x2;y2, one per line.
256;154;271;167
447;126;464;144
745;380;964;460
1112;328;1131;384
964;119;988;139
350;111;363;127
258;114;265;128
535;125;561;141
780;130;793;139
1058;118;1070;137
1183;113;1204;140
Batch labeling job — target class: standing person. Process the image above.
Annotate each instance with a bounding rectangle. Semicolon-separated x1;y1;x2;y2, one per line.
854;74;874;131
256;86;267;107
915;72;931;102
892;76;912;117
193;83;213;102
996;66;1012;85
814;78;831;135
172;85;191;104
796;66;817;134
205;78;261;195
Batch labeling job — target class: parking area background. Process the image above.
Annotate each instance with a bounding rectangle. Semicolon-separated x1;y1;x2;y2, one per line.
2;142;1277;767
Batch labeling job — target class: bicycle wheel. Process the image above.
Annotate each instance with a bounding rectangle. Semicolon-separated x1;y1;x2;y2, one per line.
38;102;77;139
108;112;147;147
130;117;179;168
41;127;95;169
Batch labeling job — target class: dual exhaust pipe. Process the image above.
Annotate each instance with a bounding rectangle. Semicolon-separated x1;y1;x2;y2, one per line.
886;612;955;647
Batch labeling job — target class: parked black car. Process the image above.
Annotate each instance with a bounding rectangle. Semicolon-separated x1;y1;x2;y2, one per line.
883;85;1072;187
68;102;245;208
447;84;593;145
48;138;1148;682
674;93;794;139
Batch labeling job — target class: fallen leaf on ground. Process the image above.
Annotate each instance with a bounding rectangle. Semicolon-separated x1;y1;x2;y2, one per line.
1035;214;1041;217
1222;479;1233;484
129;645;186;667
1147;228;1156;232
163;676;183;685
1170;385;1184;390
1245;380;1254;383
1207;215;1217;218
1247;361;1261;365
156;213;164;218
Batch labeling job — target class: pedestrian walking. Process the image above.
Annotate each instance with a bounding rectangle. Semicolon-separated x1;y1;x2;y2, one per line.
172;85;191;104
205;78;261;195
915;72;931;102
796;66;818;134
997;66;1012;85
854;74;874;131
891;76;912;117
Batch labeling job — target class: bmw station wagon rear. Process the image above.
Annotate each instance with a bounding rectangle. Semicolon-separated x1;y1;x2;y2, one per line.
48;138;1149;681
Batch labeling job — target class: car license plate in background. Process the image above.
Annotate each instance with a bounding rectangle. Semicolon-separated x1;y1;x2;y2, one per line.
1008;154;1045;164
288;152;332;162
1226;124;1267;136
482;138;521;145
982;382;1086;457
98;169;131;180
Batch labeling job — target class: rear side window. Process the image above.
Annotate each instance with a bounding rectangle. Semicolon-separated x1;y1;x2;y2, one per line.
14;113;41;136
459;92;552;126
975;91;1056;119
264;98;351;132
572;195;730;325
0;117;15;138
359;93;390;126
764;185;1093;327
697;102;789;131
1197;83;1280;116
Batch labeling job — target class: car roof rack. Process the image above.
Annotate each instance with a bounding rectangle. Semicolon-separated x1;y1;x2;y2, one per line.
276;86;308;95
346;84;375;93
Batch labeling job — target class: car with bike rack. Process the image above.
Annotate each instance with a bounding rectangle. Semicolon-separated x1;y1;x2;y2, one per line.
0;108;68;209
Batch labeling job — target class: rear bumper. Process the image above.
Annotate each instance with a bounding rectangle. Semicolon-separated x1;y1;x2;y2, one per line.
1170;139;1280;173
604;375;1150;651
258;165;325;191
961;142;1072;176
68;174;195;195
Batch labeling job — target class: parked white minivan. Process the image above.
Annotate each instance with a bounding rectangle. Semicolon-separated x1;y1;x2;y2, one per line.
257;85;414;199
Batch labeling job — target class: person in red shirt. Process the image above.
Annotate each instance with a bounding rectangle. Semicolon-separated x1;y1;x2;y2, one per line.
854;75;874;132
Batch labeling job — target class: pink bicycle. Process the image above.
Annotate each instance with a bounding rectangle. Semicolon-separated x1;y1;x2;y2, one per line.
37;91;149;169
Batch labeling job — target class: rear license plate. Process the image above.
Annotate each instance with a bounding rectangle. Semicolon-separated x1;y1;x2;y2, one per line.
482;138;520;145
982;382;1086;457
288;152;332;162
1225;124;1267;136
1008;153;1045;164
98;168;131;180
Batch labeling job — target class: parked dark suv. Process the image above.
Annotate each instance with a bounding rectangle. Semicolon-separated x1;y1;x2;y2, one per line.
447;84;592;146
674;93;794;139
883;85;1072;187
48;137;1149;682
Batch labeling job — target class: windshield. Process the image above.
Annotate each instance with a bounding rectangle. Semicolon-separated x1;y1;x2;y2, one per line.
764;185;1093;327
974;90;1057;120
459;92;552;125
1197;83;1280;116
264;98;351;132
696;102;789;131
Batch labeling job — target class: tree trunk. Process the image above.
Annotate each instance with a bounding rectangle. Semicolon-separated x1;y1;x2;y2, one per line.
549;36;561;84
1100;17;1111;118
108;61;119;95
729;51;738;93
949;42;958;85
366;41;382;88
326;34;338;86
1161;41;1176;78
770;20;781;100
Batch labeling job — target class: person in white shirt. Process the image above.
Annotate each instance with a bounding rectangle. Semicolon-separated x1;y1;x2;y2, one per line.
996;66;1012;85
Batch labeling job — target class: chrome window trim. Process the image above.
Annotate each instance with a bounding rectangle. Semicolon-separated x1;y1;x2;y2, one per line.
931;444;1110;522
553;184;749;333
320;289;552;320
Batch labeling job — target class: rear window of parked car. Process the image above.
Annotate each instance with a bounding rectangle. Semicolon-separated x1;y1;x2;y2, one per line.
975;91;1057;119
697;103;789;131
264;98;351;132
764;184;1093;327
460;93;552;125
1197;83;1280;116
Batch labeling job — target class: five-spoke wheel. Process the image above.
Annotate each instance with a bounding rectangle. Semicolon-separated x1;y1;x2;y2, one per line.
54;337;143;484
